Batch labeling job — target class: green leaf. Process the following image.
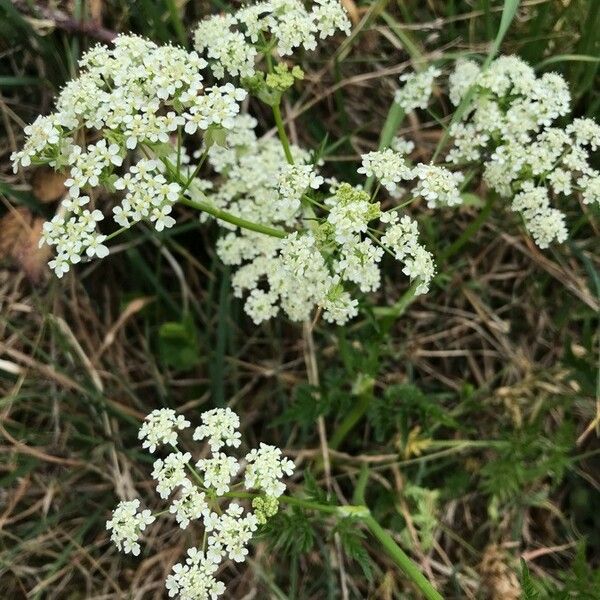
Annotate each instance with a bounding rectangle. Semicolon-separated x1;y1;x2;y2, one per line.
265;507;316;556
333;518;374;581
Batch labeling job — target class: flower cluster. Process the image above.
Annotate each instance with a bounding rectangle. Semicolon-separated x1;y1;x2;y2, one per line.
12;34;247;277
381;213;435;294
108;407;294;599
445;55;600;247
201;116;436;325
194;0;351;79
357;149;413;193
106;499;155;556
395;66;441;113
412;164;464;208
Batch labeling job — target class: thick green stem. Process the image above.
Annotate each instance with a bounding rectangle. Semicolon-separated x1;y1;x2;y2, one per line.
272;102;295;165
179;196;286;239
224;490;341;514
225;489;442;598
363;515;443;600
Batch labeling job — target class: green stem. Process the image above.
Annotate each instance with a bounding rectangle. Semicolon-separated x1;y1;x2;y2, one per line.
363;515;443;600
224;490;340;514
372;278;421;320
224;489;442;598
180;149;209;195
179;196;287;239
328;391;373;451
272;102;295;165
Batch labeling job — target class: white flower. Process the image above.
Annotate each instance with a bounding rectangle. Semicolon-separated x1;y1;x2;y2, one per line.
394;66;441;112
579;172;600;205
192;407;241;453
204;504;259;563
244;288;280;324
327;184;379;244
548;168;572;196
412;164;464;208
106;499;155;556
336;238;384;292
402;245;436;294
322;286;359;325
152;452;192;499
269;1;317;56
138;408;191;453
85;234;110;259
107;406;296;599
381;213;435;294
391;136;415;155
357;149;413;193
12;34;247;278
448;59;480;106
169;487;208;529
151;204;176;232
196;453;240;495
312;0;352;38
277;164;324;212
511;182;567;248
10;115;65;172
244;443;295;498
568;118;600;150
184;84;247;133
194;15;258;79
113;160;181;233
165;548;225;599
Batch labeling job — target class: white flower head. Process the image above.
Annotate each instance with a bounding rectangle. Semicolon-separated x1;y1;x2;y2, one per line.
357;149;413;193
169;486;208;529
192;407;241;453
152;452;192;499
205;503;259;563
165;547;225;599
394;66;441;112
196;452;240;495
106;499;155;556
139;408;191;453
244;443;295;498
412;163;464;208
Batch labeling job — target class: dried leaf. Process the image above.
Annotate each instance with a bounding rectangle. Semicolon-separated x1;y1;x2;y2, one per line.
32;168;66;203
0;207;50;283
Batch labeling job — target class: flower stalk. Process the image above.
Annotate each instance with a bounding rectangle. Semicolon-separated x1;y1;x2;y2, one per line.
178;196;287;239
228;489;443;599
